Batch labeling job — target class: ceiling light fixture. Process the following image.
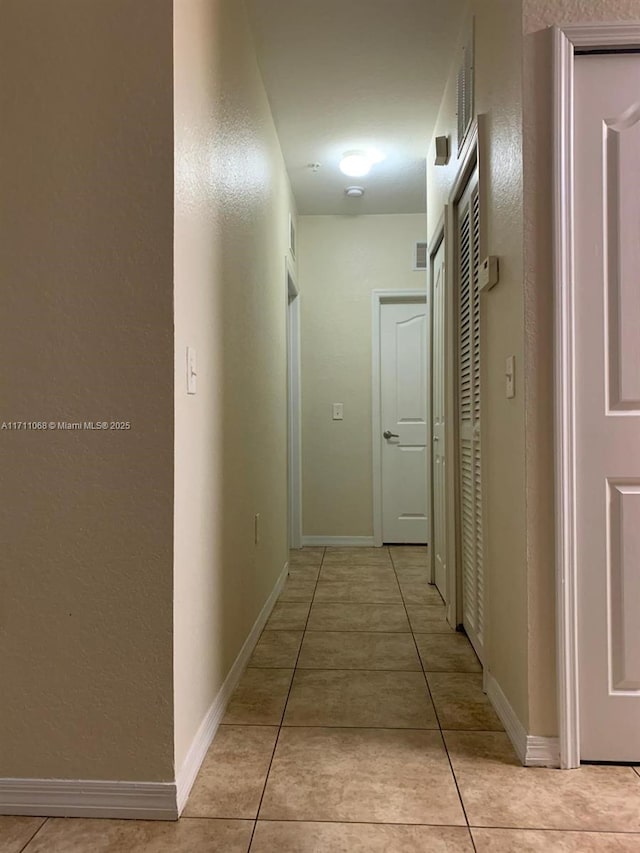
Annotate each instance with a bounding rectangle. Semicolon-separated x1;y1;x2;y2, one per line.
339;149;385;178
345;186;365;198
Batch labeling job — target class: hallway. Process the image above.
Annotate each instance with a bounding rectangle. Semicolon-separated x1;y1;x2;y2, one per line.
5;547;640;852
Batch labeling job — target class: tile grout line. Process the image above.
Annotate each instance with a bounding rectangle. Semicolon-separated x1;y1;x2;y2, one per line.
19;817;48;852
218;723;503;732
389;548;478;853
260;624;414;630
245;664;476;672
463;824;640;836
263;625;454;631
246;546;326;850
179;813;640;837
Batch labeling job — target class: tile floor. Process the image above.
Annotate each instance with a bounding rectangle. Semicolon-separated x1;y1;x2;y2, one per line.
5;546;640;851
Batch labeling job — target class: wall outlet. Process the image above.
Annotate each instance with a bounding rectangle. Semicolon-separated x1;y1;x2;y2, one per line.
254;513;260;545
332;403;344;420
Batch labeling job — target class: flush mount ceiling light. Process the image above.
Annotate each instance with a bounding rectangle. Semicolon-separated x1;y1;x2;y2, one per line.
339;149;385;177
345;186;365;198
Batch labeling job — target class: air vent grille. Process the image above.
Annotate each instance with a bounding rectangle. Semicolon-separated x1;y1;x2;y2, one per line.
457;32;474;152
414;242;428;271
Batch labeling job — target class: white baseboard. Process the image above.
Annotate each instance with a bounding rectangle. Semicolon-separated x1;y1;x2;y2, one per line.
0;561;289;821
175;560;289;813
302;536;376;547
0;779;177;820
484;670;527;764
525;735;560;767
484;671;560;768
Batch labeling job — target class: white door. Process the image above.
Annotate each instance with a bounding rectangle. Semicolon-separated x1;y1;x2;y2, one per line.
575;53;640;762
457;167;484;662
380;299;429;543
432;238;447;599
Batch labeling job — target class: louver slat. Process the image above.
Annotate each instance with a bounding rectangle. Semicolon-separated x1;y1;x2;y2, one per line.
459;208;472;423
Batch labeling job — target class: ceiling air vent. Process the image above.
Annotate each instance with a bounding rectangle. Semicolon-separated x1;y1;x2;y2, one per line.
414;242;428;271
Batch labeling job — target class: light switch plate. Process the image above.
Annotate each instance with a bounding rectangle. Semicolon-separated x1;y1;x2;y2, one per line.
332;403;344;420
505;355;515;399
187;346;197;395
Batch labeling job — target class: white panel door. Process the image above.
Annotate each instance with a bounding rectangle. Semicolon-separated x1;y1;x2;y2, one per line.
381;300;429;543
457;167;483;662
575;53;640;762
432;239;447;599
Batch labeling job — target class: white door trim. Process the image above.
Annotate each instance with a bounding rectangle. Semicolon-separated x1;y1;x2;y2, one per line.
286;257;302;550
553;22;640;770
372;290;428;547
428;214;447;588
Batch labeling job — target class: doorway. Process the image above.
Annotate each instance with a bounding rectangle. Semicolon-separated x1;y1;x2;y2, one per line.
555;24;640;767
286;258;302;550
372;291;429;546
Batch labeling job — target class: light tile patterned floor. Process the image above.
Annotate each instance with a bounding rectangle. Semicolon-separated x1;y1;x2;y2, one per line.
6;545;640;852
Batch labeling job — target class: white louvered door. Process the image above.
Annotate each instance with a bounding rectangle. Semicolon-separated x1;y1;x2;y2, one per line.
457;167;484;662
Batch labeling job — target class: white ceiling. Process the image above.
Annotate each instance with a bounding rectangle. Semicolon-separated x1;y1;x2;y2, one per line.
246;0;468;215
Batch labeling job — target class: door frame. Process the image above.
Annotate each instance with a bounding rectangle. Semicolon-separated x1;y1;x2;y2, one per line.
553;22;640;770
428;214;447;591
371;289;429;547
286;257;302;550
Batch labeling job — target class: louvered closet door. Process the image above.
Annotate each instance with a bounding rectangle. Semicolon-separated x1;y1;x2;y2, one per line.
457;167;484;662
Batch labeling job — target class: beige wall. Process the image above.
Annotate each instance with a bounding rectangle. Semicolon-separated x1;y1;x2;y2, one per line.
299;214;427;538
427;1;530;727
522;0;640;736
173;0;297;770
0;0;175;780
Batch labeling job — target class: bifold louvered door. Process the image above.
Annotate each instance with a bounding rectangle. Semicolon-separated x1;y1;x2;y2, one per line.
457;167;484;662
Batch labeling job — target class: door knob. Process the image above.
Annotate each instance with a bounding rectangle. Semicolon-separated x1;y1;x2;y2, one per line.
383;430;400;439
433;435;439;441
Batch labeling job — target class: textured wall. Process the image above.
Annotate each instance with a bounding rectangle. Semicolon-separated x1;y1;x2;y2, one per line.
173;0;297;771
525;0;640;23
522;0;640;736
298;214;427;538
0;0;175;780
427;0;529;728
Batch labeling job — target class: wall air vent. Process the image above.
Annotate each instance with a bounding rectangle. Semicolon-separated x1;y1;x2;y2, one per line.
414;242;428;271
457;24;475;153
